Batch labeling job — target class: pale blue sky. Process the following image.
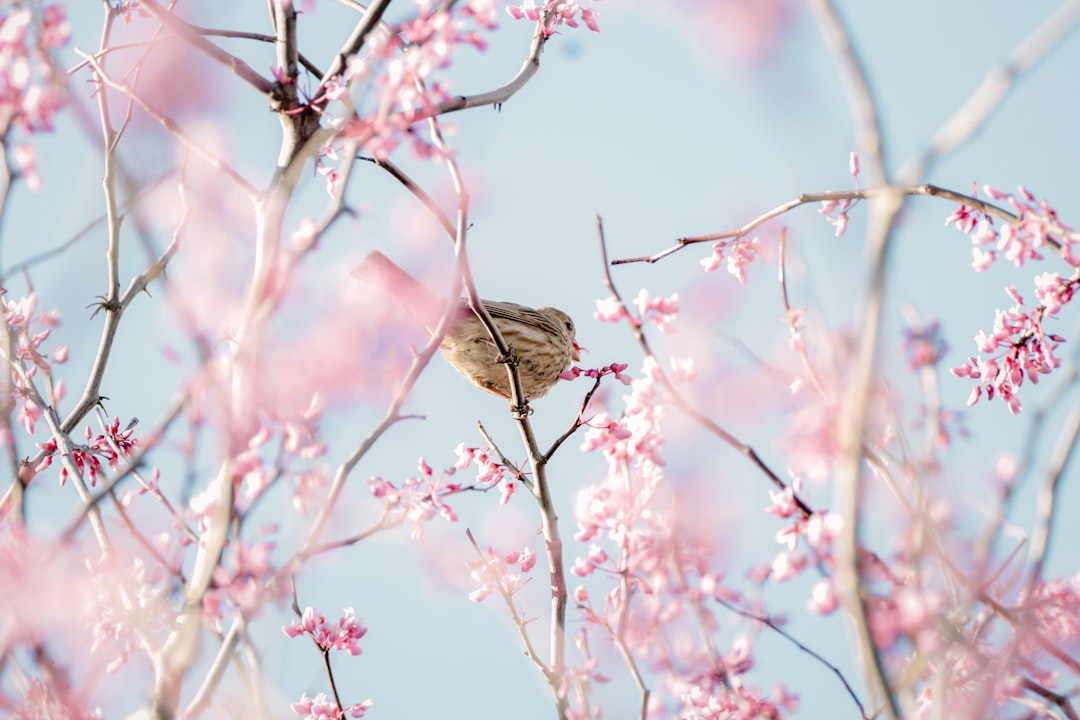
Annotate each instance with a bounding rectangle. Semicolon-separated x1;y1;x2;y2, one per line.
7;2;1080;718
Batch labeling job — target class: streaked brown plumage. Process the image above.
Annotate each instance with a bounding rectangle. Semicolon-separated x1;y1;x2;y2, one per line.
353;251;580;401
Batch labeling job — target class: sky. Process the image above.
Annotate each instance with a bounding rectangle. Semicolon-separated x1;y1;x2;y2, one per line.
6;1;1080;718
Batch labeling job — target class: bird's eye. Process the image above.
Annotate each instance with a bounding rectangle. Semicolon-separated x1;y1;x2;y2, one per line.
565;321;574;332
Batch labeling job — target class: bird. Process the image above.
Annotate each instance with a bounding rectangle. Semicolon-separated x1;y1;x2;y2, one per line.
353;250;580;401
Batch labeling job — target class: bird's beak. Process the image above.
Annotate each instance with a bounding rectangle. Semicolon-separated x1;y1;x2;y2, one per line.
572;342;584;362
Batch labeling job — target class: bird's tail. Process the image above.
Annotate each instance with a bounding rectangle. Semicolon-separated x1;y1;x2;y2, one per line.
352;250;448;334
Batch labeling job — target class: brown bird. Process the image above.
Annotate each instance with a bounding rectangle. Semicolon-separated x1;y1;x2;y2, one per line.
353;251;580;401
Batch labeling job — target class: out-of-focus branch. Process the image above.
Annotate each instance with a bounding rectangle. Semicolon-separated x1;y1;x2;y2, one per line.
1018;678;1080;720
668;548;733;693
778;230;828;399
180;620;243;720
970;358;1078;597
809;0;887;186
1024;404;1080;596
897;0;1080;184
0;135;21;520
810;2;899;715
317;0;394;93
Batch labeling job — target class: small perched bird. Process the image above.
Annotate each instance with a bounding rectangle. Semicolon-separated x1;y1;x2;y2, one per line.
353;251;580;401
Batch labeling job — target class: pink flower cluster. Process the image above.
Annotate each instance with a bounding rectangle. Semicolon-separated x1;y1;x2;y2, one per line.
902;573;1080;718
370;446;516;539
369;457;461;540
506;1;601;36
945;184;1079;271
317;0;548;186
87;555;173;674
754;478;842;593
951;285;1067;415
559;360;632;386
467;545;536;602
0;4;70;189
2;290;67;437
230;395;329;514
35;416;138;487
284;606;369;656
594;291;680;333
944;184;1079;414
818;197;854;238
567;358;804;715
1018;577;1080;649
291;692;372;719
700;235;760;284
454;441;515;504
203;538;278;628
817;154;863;238
674;680;799;719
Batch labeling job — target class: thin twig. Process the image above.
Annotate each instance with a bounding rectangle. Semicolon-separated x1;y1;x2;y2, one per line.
465;529;550;676
598;215;814;518
612;183;1076;266
544;373;605;462
716;597;868;718
1023;404;1080;597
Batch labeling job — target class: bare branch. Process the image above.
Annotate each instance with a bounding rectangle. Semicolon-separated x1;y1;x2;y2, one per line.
612;183;1077;266
1024;404;1080;596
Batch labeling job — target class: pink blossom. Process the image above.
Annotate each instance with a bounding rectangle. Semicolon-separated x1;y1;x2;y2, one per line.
951;284;1067;414
803;512;841;554
594;295;630;323
1033;272;1075;316
1024;577;1080;643
507;1;601;36
571;556;594;577
366;453;474;539
765;486;798;519
700;235;760;284
284;607;368;656
948;184;1078;271
832;212;849;237
819;190;855;236
467;545;536;602
807;579;838;614
468;584;493;602
769;550;807;581
632;289;680;332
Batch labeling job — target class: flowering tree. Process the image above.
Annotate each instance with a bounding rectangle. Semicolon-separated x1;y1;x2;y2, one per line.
1;1;1079;719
